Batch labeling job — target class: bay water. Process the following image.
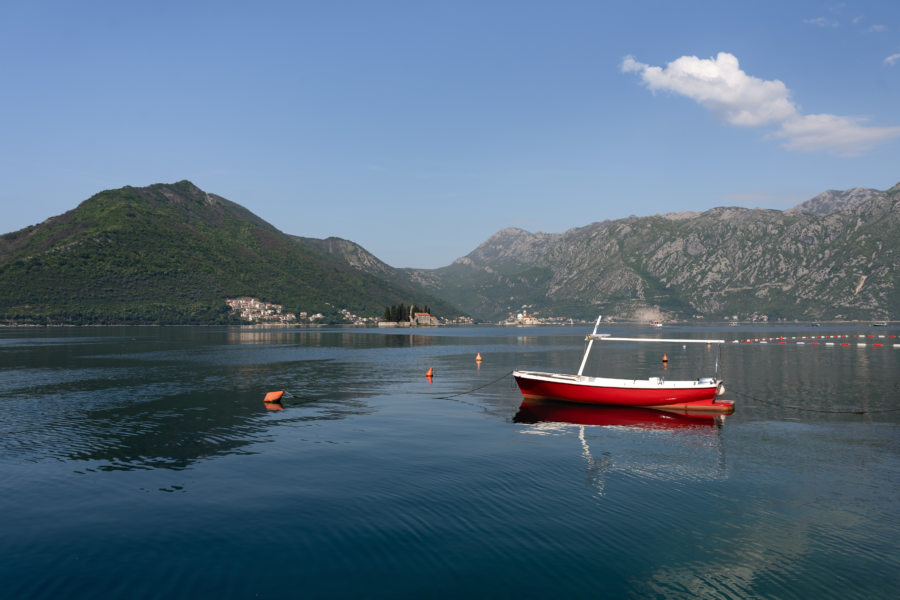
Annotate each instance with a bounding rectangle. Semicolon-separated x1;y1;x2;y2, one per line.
1;324;897;599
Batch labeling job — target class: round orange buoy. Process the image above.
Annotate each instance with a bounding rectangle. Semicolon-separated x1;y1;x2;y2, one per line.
475;352;483;362
662;353;668;363
264;390;285;403
426;367;433;377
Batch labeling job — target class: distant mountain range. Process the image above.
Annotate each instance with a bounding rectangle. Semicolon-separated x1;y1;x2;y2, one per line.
1;180;897;324
395;182;899;321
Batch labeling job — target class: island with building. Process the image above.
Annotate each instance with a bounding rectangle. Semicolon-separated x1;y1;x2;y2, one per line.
378;303;441;327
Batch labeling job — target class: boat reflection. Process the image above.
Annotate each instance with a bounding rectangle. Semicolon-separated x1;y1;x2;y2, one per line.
514;399;729;495
513;399;726;430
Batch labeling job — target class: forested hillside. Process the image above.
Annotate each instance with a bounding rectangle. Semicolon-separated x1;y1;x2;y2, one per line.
0;181;458;324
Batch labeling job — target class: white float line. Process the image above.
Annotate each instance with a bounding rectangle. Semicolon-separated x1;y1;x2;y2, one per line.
727;335;895;348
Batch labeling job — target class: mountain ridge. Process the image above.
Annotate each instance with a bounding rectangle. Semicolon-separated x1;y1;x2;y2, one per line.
398;182;899;321
2;179;897;324
0;181;459;324
787;186;883;216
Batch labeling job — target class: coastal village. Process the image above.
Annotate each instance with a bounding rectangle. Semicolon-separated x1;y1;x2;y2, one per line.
225;298;790;327
226;297;304;324
225;296;588;327
501;311;578;326
225;297;473;327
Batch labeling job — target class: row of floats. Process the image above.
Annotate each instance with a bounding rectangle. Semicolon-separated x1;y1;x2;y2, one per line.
728;333;898;347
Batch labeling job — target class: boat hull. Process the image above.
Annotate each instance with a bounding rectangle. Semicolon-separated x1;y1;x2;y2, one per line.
513;370;733;413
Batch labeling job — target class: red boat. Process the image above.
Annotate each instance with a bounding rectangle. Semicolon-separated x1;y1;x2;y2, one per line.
512;316;734;414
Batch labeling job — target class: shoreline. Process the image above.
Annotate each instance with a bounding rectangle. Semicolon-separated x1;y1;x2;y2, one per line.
1;320;894;329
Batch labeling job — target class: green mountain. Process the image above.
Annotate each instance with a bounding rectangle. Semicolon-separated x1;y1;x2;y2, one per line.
402;182;900;321
0;181;458;324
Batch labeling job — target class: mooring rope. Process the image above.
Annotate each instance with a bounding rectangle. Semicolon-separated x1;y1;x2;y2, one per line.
433;369;515;400
730;389;900;415
266;370;516;405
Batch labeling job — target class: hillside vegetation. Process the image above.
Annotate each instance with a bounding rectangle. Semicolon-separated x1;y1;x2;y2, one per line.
0;181;457;324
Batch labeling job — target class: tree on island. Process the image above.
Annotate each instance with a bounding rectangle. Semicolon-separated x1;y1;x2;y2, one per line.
383;303;431;322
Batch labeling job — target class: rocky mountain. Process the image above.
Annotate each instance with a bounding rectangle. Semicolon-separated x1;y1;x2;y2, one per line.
787;186;883;216
401;182;900;321
291;235;400;281
0;181;458;324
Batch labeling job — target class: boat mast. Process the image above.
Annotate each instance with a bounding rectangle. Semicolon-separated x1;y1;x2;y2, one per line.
715;343;721;379
577;315;603;376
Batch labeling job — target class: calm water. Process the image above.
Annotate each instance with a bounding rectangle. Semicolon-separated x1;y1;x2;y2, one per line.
1;324;897;599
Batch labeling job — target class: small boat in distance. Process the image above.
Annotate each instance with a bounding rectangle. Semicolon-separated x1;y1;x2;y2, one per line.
512;316;734;414
649;320;663;328
871;321;888;327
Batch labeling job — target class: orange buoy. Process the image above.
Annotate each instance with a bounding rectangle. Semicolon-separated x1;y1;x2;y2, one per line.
662;353;668;363
425;367;433;377
475;352;483;362
264;390;285;403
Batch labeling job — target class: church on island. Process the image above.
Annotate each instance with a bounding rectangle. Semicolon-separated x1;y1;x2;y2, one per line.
378;311;439;328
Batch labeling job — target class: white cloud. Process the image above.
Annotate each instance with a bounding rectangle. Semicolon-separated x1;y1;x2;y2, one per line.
622;52;900;155
774;114;900;156
884;53;900;65
621;52;796;127
868;24;886;32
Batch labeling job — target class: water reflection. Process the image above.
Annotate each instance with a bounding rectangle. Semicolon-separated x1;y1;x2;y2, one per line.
514;400;729;495
47;388;375;472
0;334;381;471
513;400;725;430
224;328;439;349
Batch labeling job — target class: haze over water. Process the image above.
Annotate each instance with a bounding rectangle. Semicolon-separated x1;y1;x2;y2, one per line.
1;324;897;599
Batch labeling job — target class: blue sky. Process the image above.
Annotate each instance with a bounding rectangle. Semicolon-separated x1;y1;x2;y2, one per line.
2;1;898;268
